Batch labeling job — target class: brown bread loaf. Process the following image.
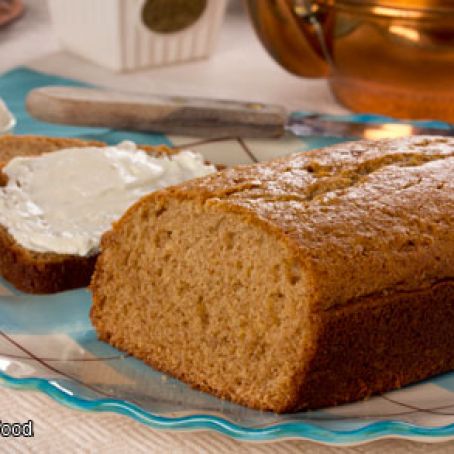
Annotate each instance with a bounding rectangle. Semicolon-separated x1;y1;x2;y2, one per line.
90;136;454;412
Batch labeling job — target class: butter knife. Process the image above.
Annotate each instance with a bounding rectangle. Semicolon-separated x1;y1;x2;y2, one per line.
26;86;454;139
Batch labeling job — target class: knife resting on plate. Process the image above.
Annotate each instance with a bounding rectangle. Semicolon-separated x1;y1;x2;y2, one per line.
26;86;454;140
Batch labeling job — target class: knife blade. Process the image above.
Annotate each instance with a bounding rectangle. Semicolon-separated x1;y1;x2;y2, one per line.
287;114;454;140
26;86;454;139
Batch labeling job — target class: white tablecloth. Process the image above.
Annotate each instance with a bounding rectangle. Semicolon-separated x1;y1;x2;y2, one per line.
1;1;453;451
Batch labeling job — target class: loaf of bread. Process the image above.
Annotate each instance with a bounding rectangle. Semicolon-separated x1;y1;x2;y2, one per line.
90;136;454;413
0;135;174;294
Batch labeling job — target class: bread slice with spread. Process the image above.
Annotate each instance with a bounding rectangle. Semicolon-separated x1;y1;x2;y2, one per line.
0;135;215;293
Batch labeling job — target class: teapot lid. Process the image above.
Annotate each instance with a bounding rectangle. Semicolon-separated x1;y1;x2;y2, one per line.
319;0;454;14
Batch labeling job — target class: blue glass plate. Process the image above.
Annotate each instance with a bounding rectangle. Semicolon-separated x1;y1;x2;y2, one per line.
1;67;454;445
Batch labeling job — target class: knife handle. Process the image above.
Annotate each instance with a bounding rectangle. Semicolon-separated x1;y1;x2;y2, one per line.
26;86;287;138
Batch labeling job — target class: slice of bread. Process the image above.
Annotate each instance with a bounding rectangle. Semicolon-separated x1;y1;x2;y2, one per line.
0;135;174;294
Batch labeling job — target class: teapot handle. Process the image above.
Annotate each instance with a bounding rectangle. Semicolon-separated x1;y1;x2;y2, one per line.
246;0;331;78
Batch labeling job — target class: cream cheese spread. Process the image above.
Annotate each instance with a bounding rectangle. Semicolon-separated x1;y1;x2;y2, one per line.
0;141;216;256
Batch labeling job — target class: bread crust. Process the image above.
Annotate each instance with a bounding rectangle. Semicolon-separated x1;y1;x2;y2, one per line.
0;135;175;293
0;224;99;293
294;279;454;411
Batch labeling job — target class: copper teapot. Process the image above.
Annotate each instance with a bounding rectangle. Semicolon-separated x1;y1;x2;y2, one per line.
246;0;454;122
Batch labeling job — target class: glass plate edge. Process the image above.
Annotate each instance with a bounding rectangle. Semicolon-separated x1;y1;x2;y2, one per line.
1;371;454;445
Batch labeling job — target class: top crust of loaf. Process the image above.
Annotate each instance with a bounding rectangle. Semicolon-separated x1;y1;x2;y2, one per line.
112;136;454;311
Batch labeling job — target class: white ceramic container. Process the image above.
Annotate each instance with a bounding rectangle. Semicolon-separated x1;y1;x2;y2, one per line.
47;0;228;71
